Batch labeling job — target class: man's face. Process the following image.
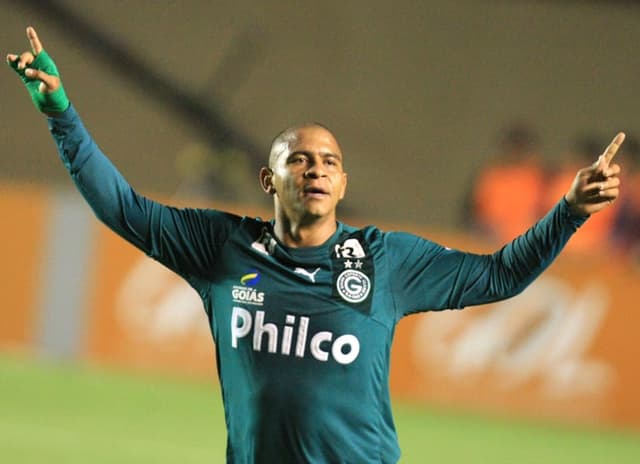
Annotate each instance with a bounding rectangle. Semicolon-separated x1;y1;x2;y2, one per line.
270;126;348;222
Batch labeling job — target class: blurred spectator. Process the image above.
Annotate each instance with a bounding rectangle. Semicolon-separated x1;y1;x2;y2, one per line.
612;135;640;262
543;135;620;253
465;122;545;244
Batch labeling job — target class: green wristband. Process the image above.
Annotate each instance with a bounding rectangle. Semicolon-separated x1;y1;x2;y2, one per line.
8;49;70;113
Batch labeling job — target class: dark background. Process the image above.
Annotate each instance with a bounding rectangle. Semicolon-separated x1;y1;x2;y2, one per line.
2;0;637;228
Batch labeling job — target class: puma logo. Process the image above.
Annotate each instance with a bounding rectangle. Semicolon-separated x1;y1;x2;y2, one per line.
294;267;321;283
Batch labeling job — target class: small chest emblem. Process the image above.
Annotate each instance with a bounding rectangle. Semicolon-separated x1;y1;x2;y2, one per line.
334;238;366;259
336;269;371;303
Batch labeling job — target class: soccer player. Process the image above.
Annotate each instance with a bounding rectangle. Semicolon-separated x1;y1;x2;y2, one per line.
7;27;624;463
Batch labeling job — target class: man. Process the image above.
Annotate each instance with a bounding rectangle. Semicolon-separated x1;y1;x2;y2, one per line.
7;27;623;463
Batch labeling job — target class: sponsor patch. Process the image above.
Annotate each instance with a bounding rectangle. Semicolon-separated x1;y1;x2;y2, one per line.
232;271;265;306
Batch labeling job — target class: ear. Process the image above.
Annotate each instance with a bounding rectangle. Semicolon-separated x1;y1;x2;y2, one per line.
259;167;276;195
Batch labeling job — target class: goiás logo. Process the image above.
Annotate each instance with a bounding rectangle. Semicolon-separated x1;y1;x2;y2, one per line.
232;271;265;306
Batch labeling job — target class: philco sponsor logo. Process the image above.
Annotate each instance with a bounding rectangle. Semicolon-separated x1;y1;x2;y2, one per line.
336;269;370;303
232;272;265;306
231;308;360;365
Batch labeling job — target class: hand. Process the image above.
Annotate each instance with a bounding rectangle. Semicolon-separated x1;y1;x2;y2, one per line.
565;132;625;216
6;26;69;114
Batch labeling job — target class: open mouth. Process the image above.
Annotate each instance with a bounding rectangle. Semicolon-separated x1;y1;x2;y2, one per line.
303;186;328;198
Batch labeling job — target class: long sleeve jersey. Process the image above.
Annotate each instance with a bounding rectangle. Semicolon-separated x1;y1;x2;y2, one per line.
48;104;586;463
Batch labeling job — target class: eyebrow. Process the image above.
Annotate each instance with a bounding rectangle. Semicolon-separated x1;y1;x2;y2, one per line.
288;151;343;162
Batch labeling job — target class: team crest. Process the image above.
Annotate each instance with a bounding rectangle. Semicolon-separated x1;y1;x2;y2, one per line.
332;232;374;312
336;269;371;303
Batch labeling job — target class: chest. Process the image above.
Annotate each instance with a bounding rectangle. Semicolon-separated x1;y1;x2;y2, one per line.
204;230;395;365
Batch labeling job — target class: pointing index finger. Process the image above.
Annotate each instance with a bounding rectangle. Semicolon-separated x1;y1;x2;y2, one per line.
26;26;43;55
600;132;626;166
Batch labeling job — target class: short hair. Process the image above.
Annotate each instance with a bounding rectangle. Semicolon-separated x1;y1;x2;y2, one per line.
268;122;335;168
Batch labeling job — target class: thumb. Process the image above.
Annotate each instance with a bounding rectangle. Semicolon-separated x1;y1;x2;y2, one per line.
25;67;59;93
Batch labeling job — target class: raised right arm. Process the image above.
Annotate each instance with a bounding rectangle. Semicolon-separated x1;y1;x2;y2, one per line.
8;26;237;279
50;105;237;278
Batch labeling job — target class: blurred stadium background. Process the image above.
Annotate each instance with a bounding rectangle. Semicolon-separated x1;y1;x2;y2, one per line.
1;0;640;462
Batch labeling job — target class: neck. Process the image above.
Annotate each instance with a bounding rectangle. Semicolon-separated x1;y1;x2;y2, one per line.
273;206;338;248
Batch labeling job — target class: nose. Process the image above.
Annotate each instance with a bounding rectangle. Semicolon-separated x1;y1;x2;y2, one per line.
303;169;320;179
303;157;326;178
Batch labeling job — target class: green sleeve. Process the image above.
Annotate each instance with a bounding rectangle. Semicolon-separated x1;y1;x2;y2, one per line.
388;199;587;318
47;104;238;280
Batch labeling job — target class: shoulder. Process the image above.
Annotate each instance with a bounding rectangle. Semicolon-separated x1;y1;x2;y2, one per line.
194;209;265;226
187;209;273;242
347;224;427;248
339;223;385;241
373;227;446;259
337;223;434;254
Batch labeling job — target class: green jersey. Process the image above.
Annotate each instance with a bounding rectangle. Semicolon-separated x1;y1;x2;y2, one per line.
48;105;586;463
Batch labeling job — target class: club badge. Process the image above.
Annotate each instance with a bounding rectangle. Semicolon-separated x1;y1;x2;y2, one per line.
336;269;370;303
332;232;374;312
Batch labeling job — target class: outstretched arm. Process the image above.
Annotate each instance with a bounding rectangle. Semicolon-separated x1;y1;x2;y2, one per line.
392;133;626;316
7;27;236;280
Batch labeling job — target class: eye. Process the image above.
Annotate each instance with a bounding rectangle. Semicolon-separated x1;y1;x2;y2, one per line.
325;158;340;168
